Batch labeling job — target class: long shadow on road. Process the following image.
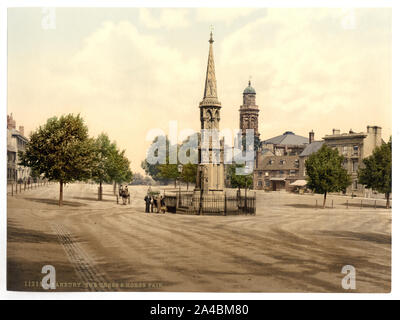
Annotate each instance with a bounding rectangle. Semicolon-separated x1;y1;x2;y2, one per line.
7;224;59;244
73;196;115;203
24;197;87;207
314;230;391;245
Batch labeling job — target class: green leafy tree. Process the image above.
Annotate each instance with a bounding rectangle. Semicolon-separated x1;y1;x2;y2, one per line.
181;163;198;190
305;145;351;208
131;172;154;185
141;159;162;183
109;148;133;188
141;136;170;185
91;133;117;200
142;134;198;187
158;157;179;187
227;163;253;191
19;114;95;206
358;138;392;208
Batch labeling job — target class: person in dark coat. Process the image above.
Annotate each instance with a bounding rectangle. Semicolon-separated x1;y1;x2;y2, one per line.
160;196;166;214
152;196;156;213
144;195;151;213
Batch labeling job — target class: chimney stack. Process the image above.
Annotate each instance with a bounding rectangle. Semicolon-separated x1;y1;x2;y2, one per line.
332;129;340;135
7;113;16;129
309;130;314;144
367;125;382;148
19;126;24;136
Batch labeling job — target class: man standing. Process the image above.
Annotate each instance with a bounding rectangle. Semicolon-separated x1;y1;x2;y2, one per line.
144;195;151;213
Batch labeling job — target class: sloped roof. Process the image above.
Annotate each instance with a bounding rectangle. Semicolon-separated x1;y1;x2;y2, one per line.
262;131;309;146
300;140;324;157
11;128;28;141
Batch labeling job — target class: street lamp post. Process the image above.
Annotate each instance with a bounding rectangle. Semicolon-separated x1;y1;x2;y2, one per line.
18;167;22;192
178;164;183;208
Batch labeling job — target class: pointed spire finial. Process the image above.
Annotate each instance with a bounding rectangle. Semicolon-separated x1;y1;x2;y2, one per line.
209;25;214;43
200;27;221;107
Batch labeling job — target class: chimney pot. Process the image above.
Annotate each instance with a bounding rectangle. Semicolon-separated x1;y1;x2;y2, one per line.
19;126;24;136
309;130;315;144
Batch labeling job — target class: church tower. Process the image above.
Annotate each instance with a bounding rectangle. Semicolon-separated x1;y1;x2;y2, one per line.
196;31;225;193
239;81;259;139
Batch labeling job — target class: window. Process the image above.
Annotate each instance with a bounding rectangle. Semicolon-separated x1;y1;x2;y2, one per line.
279;170;284;176
342;145;349;156
280;160;286;165
268;159;274;165
353;145;359;156
258;171;262;177
353;180;358;190
294;159;299;168
258;180;263;187
289;170;296;176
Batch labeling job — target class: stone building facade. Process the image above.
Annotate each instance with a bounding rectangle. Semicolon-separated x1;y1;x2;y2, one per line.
7;114;30;183
253;131;309;190
322;126;383;197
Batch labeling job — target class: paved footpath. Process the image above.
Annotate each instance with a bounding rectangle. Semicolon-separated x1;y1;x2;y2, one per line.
7;183;391;292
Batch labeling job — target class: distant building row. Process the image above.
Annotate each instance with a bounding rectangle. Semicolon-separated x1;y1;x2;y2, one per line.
7;114;30;183
238;82;384;197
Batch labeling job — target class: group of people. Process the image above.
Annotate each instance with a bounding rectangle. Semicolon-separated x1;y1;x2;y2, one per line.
144;193;166;214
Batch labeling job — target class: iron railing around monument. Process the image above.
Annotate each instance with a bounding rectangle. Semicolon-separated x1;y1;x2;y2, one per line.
163;190;256;215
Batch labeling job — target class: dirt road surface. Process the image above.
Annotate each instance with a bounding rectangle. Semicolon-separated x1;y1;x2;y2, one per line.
7;183;391;292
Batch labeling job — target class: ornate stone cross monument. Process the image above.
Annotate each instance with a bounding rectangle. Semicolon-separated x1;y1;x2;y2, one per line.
195;30;225;194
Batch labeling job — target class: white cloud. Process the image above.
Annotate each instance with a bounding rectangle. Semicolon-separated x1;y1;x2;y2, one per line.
8;20;203;172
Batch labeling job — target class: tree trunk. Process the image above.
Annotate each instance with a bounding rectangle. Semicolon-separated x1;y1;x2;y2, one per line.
113;182;116;195
59;180;63;206
174;179;177;188
187;181;189;190
99;181;103;201
386;192;390;209
323;192;327;209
